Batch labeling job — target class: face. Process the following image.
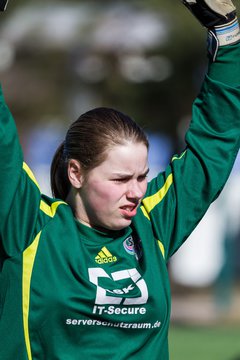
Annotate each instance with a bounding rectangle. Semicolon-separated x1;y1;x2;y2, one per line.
75;142;149;231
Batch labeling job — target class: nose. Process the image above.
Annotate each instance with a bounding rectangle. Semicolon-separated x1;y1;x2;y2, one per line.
126;180;146;200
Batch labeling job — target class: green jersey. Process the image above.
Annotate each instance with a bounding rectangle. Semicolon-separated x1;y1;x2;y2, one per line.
0;45;240;360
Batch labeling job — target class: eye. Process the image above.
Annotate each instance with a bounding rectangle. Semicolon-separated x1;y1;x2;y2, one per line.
138;175;147;182
112;178;129;183
138;174;148;182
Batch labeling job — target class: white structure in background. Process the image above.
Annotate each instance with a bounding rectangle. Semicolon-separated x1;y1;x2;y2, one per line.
171;152;240;287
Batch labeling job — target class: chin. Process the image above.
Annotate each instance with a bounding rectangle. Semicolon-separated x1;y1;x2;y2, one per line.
93;215;133;232
108;219;132;231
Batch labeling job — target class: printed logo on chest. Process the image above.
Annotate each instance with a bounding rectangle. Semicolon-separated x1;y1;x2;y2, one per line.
88;267;149;316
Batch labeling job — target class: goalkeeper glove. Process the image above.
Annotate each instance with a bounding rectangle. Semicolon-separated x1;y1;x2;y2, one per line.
182;0;240;60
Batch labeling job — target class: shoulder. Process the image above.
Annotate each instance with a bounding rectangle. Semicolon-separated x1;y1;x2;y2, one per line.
40;194;70;219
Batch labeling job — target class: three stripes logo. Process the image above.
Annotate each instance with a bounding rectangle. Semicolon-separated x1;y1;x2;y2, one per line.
95;247;117;264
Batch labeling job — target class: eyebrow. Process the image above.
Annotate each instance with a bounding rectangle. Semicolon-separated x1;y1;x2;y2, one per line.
112;168;150;178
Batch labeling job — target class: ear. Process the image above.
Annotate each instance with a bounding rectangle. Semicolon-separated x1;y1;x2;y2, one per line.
67;159;84;189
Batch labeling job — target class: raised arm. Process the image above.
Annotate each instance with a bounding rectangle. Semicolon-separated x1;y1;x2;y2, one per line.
140;0;240;261
0;85;46;257
0;86;23;232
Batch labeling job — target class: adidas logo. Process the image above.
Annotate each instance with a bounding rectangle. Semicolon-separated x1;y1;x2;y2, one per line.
95;247;117;264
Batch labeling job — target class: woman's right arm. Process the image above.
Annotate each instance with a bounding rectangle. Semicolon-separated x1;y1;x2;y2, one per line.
0;85;42;256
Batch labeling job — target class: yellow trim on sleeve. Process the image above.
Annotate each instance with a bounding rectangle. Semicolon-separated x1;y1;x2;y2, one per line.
171;150;186;162
140;151;186;220
140;205;150;220
22;162;40;190
40;200;66;218
22;231;41;360
23;162;66;217
141;173;173;217
158;240;165;259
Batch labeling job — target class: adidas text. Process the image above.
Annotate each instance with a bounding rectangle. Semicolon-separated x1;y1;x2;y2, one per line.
95;256;117;264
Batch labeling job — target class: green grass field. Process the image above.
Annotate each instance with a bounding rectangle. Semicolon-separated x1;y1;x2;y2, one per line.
169;325;240;360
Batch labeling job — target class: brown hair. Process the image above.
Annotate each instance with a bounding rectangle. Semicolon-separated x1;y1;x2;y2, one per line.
50;107;149;201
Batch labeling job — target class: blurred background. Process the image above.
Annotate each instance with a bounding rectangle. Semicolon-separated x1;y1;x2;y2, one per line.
0;1;239;358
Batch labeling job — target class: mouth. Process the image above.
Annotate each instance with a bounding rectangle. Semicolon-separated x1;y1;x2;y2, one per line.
119;204;138;218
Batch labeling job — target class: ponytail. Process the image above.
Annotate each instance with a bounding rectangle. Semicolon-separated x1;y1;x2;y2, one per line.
50;142;70;201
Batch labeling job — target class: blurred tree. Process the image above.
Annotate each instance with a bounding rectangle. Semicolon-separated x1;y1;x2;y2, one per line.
1;0;234;151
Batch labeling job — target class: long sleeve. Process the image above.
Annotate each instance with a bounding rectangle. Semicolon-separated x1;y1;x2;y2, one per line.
140;43;240;261
0;86;23;230
0;86;43;256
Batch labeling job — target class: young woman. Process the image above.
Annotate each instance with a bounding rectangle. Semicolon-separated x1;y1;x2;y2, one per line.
0;1;240;359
